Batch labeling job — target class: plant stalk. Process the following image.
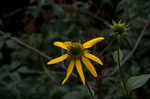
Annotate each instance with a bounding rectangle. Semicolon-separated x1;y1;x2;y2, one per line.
117;41;129;96
86;80;95;99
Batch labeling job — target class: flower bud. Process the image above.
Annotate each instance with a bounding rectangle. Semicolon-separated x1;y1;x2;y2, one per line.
110;20;129;40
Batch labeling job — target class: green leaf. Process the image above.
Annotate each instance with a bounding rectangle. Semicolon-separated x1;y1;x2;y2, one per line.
62;86;88;99
101;0;113;6
27;33;42;46
17;67;36;74
113;48;123;64
50;86;68;98
53;4;65;17
126;74;150;92
10;72;21;81
6;40;20;49
10;61;21;70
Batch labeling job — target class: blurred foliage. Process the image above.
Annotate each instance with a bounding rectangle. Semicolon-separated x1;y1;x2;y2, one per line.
0;0;150;99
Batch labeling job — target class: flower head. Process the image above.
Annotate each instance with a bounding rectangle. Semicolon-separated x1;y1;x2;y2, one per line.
47;37;104;85
110;20;129;39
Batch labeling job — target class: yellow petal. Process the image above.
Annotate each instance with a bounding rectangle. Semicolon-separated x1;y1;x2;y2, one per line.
47;54;68;64
84;52;103;65
82;56;98;78
62;60;75;85
64;41;72;47
83;37;104;49
75;59;85;85
53;41;68;50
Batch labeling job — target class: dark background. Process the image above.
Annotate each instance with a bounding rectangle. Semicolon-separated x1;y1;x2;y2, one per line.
0;0;150;99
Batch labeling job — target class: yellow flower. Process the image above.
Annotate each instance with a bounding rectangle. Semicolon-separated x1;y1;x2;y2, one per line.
47;37;104;85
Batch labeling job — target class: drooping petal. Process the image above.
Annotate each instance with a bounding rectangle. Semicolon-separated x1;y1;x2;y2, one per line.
62;60;75;85
82;56;98;78
53;41;68;50
83;37;104;49
84;52;103;65
47;54;68;64
75;59;85;85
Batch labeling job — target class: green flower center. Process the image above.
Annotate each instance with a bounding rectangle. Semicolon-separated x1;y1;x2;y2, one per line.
69;42;83;56
113;25;126;34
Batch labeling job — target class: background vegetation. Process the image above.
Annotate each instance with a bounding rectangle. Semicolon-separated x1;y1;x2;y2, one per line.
0;0;150;99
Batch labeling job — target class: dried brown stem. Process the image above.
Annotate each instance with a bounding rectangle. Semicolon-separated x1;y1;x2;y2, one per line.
4;8;25;18
121;23;149;65
0;30;51;60
0;30;78;78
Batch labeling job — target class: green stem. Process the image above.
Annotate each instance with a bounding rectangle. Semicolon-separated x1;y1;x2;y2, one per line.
86;80;95;99
117;41;128;96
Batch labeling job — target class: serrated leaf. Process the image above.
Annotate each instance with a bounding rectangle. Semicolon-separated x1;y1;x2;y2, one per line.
126;74;150;92
113;48;123;64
